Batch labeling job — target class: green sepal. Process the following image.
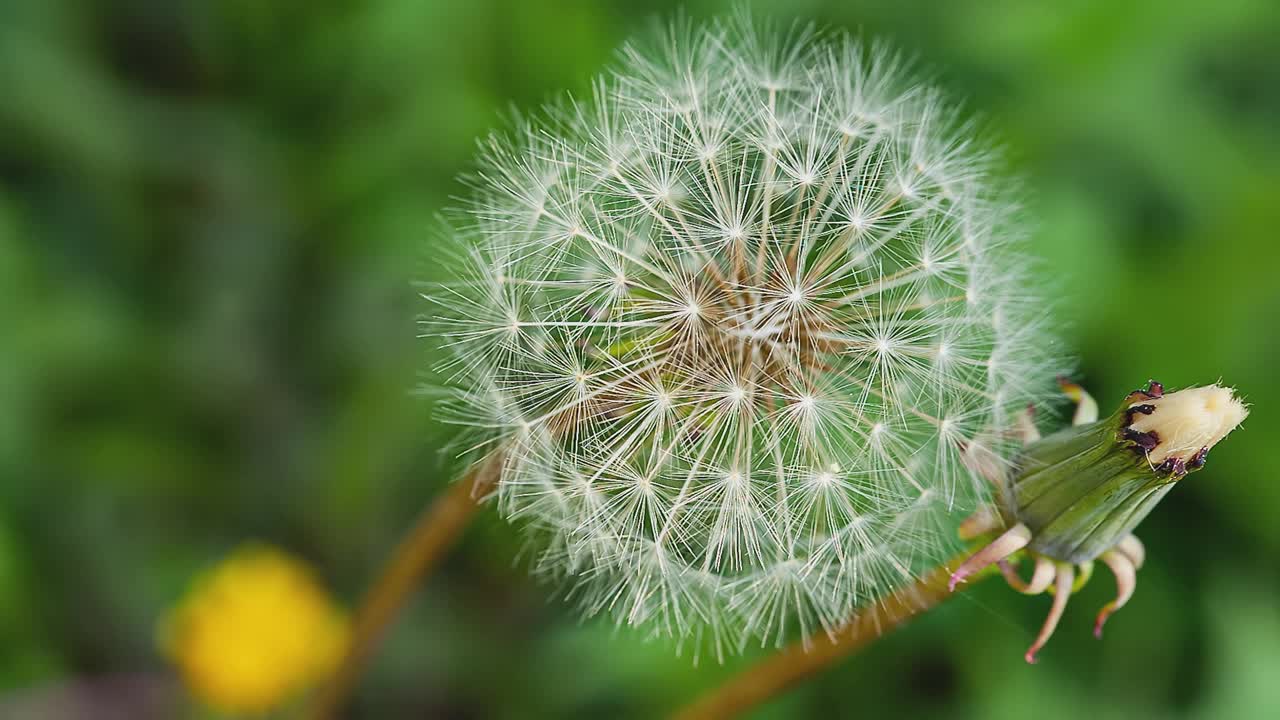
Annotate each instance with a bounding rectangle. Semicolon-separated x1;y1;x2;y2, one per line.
1004;407;1179;564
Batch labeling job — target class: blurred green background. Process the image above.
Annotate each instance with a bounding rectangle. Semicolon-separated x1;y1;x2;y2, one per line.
2;0;1278;718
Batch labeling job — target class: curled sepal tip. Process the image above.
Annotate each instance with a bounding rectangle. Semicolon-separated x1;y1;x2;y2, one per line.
998;555;1056;595
1093;549;1137;638
948;524;1031;592
1024;563;1074;664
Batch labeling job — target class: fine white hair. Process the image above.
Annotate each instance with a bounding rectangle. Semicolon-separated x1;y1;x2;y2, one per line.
425;15;1062;656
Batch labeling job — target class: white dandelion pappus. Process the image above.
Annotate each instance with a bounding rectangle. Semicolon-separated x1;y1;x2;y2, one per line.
427;17;1062;655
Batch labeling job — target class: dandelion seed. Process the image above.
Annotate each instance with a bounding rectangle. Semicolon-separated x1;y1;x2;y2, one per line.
429;15;1061;651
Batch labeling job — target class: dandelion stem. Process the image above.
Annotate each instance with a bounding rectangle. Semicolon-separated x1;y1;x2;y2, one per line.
312;453;504;720
669;550;980;720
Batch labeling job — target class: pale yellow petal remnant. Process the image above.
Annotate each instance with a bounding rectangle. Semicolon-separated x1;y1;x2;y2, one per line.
1128;384;1248;465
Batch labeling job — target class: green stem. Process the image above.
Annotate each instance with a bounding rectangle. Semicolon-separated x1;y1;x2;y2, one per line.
311;454;504;720
669;551;983;720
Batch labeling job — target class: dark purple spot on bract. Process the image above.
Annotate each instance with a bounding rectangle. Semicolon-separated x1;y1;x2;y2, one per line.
1187;447;1209;470
1122;428;1160;453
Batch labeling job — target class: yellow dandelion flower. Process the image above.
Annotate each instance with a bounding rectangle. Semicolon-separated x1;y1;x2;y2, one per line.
160;543;349;716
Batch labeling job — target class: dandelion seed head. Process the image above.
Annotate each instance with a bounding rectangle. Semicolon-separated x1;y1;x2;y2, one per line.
428;15;1062;653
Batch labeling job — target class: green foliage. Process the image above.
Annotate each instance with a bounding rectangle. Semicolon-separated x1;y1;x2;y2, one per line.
1;0;1278;717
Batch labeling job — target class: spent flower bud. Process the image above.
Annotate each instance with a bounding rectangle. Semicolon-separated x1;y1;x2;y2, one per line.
1010;382;1247;563
951;380;1248;662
